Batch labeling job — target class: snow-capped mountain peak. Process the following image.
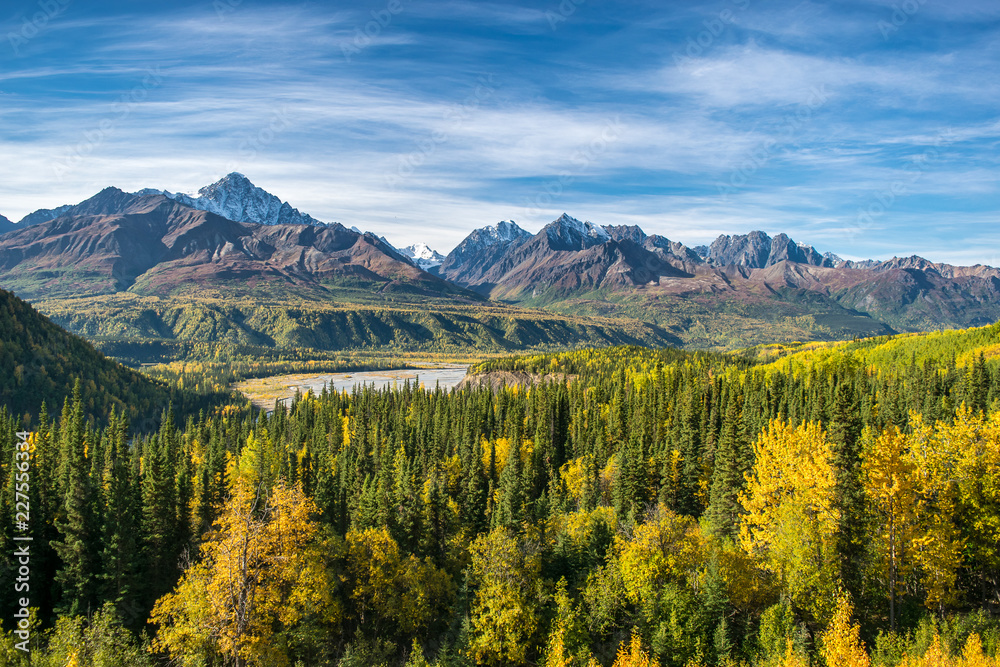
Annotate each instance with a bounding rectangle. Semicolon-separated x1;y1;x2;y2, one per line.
558;213;610;241
437;220;531;273
544;213;611;250
139;172;334;228
400;243;446;270
485;220;529;244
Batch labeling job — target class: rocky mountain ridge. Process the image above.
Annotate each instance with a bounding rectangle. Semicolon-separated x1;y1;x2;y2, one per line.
438;214;1000;334
0;188;468;302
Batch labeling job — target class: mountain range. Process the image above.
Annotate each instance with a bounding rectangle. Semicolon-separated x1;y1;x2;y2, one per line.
3;173;999;352
437;214;1000;336
0;185;470;302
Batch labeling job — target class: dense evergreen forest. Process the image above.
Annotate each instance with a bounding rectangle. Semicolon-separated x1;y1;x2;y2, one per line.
5;324;1000;665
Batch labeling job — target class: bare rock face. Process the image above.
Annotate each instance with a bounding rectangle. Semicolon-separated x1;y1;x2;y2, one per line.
17;204;74;227
440;214;694;299
703;231;830;269
707;230;773;268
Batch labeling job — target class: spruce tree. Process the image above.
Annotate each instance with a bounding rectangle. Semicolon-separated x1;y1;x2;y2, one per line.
99;408;141;621
705;395;747;540
828;381;866;603
51;380;96;616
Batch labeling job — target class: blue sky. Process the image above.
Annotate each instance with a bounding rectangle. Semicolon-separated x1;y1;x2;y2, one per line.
1;0;998;262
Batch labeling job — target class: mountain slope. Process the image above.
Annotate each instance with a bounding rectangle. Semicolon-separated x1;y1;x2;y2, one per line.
752;319;1000;376
706;231;832;268
443;214;703;299
0;287;173;422
1;188;683;356
437;220;531;282
0;214;13;235
38;293;680;359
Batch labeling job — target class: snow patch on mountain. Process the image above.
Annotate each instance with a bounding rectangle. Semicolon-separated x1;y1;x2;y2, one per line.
18;204;75;228
544;213;611;250
559;213;610;241
483;220;531;245
438;220;531;274
453;220;530;255
400;243;446;270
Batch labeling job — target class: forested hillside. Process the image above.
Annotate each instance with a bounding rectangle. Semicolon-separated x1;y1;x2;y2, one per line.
749;320;1000;375
5;328;1000;665
34;294;677;363
0;288;205;424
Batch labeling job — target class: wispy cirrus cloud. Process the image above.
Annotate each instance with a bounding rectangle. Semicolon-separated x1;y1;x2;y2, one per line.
0;0;997;260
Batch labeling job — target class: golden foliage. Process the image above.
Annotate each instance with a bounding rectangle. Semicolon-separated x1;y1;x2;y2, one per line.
467;528;543;666
820;596;870;667
151;481;336;667
777;640;808;667
345;527;453;635
611;630;660;667
616;505;703;606
863;424;917;622
739;419;840;621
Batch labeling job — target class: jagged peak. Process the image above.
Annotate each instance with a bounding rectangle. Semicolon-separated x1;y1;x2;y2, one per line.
197;172;254;196
545;213;610;244
403;243;444;261
484;220;530;241
138;174;333;228
400;242;445;269
604;224;648;244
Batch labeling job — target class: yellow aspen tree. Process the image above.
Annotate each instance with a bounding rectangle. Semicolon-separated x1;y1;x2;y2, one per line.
151;481;336;667
908;415;964;614
777;639;808;667
616;505;704;607
957;633;994;667
544;626;572;667
739;419;841;622
819;596;870;667
863;424;917;630
467;527;543;666
909;634;949;667
611;630;661;667
345;526;453;635
543;578;591;667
